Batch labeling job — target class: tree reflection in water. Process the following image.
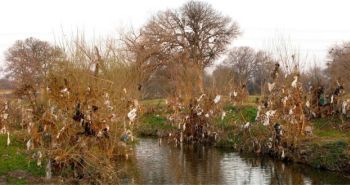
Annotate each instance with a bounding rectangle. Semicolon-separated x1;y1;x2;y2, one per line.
119;139;350;184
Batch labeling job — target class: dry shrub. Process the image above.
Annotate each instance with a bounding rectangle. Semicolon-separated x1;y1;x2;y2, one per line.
256;63;308;146
0;99;9;134
166;90;227;145
20;39;141;184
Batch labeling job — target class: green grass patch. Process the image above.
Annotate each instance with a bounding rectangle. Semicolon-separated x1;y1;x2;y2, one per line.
137;113;175;136
311;117;343;130
240;106;257;122
218;105;257;129
314;129;348;138
7;177;27;185
0;135;45;177
310;140;350;170
142;114;167;127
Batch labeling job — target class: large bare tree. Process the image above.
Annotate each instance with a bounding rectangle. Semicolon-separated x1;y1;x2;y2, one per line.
326;42;350;89
224;47;256;86
223;47;275;94
125;1;239;94
5;37;64;92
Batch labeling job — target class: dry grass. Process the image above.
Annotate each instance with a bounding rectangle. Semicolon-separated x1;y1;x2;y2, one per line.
0;89;14;95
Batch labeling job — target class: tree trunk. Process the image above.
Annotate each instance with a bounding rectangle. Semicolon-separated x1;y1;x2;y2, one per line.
196;64;205;94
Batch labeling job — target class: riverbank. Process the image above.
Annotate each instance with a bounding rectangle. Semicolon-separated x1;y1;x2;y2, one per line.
1;100;350;184
218;116;350;174
120;138;350;184
137;101;350;177
0;133;47;184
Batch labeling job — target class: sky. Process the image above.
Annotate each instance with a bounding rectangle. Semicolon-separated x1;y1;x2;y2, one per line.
1;0;350;74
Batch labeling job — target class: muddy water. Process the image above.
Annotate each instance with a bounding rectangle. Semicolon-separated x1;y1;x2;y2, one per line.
120;138;350;184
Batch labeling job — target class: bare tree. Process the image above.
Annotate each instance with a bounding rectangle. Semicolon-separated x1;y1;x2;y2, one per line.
326;42;350;89
210;65;235;94
301;61;326;90
224;47;257;86
268;36;307;75
253;51;276;94
126;1;239;94
223;47;275;94
5;37;64;92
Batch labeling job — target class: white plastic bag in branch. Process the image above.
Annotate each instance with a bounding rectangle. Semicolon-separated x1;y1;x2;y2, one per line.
214;95;221;104
128;108;137;122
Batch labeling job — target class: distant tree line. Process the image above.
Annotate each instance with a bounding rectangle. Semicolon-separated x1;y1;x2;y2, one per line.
1;1;349;99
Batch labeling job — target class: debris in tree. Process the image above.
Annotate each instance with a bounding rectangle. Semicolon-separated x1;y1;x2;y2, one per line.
7;131;10;146
128;108;137;122
214;95;221;104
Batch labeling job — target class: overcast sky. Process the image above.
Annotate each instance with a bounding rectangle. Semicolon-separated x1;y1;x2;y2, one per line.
1;0;350;73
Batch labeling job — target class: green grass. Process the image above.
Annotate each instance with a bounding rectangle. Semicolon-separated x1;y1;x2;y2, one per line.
310;140;350;170
314;129;348;138
141;114;169;128
0;135;45;178
7;177;27;185
218;105;257;129
141;99;166;107
137;113;175;136
311;117;343;130
141;95;259;107
310;117;350;142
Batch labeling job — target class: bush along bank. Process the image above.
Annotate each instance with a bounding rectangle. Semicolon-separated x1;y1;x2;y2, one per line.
214;109;350;175
138;103;350;175
228;129;350;172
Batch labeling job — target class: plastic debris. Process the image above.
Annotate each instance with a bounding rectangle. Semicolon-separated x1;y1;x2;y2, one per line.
213;95;221;104
127;108;137;122
268;82;275;92
291;76;298;88
244;122;250;129
7;132;10;146
221;111;226;120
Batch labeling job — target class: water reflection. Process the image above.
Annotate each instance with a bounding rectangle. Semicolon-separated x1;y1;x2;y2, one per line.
120;139;350;184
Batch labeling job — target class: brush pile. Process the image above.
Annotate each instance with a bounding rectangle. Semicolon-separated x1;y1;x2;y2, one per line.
19;55;139;183
228;84;248;106
166;94;226;145
305;81;349;119
256;63;308;147
0;99;9;134
0;99;11;148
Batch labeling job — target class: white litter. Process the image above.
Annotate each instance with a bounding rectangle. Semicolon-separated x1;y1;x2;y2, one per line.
233;91;238;97
263;110;276;126
342;100;349;114
305;101;310;108
197;94;206;102
268;82;275;92
291;76;298;88
221;111;226;120
26;139;32;150
213;95;221;104
46;159;52;180
127;108;137;122
37;151;42;166
7;132;10;146
330;95;334;104
244;122;250;129
255;106;261;121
